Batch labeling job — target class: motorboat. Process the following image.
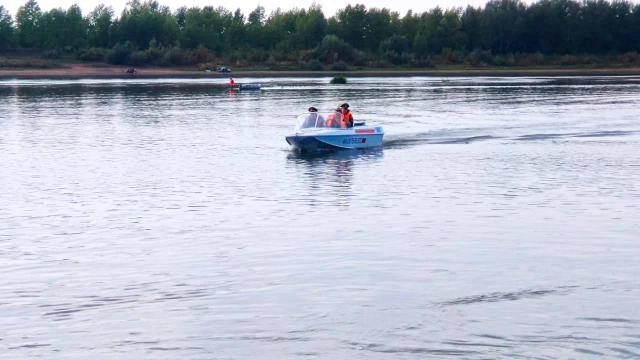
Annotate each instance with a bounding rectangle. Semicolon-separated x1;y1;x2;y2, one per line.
285;111;384;152
238;83;261;91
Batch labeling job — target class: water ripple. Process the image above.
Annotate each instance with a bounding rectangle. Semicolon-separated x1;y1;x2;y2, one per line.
439;287;576;306
1;76;639;358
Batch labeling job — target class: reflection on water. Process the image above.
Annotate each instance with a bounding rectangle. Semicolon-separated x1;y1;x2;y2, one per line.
286;149;384;207
1;76;639;359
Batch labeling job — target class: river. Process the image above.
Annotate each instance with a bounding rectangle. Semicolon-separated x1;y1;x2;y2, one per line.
1;76;639;358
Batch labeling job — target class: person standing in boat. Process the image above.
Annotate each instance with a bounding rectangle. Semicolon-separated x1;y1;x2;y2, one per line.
339;103;354;128
228;77;235;88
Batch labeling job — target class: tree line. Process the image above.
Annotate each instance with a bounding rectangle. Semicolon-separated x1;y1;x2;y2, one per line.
1;0;640;68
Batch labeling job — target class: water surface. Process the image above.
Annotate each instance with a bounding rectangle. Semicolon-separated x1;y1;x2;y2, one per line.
1;76;639;358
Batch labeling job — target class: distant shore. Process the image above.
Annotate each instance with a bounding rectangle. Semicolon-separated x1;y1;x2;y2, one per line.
2;63;640;79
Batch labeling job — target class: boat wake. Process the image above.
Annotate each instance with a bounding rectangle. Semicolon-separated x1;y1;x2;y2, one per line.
383;129;640;149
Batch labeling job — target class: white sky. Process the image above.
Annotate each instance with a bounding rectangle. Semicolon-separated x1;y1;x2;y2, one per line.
3;0;491;18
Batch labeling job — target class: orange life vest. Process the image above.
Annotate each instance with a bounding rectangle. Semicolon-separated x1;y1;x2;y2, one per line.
326;113;338;128
340;111;353;128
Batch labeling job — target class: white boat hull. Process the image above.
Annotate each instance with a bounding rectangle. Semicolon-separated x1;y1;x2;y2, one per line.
286;126;384;152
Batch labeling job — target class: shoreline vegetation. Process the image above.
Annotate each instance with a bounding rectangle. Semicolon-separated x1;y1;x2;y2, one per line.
3;0;640;79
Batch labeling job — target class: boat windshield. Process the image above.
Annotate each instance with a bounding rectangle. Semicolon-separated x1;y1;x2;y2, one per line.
296;111;342;130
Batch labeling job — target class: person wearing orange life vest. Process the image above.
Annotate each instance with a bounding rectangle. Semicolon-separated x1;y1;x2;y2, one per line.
325;107;342;128
229;77;235;88
339;103;354;128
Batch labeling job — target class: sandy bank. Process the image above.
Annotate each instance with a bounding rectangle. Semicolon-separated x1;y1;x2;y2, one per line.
2;63;640;79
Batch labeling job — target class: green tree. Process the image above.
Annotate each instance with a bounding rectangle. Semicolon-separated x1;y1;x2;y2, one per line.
381;34;409;53
16;0;42;48
106;40;134;64
265;8;324;53
380;34;410;64
181;6;227;51
246;5;266;48
365;8;394;51
87;4;114;48
296;6;326;49
480;0;527;53
609;0;633;52
333;4;367;50
39;5;86;49
225;8;246;48
526;0;570;53
576;0;613;53
66;5;87;48
631;4;640;53
399;11;419;51
460;6;482;51
40;8;66;48
114;0;177;48
439;8;465;51
5;0;640;67
268;9;295;52
413;8;445;56
315;34;353;63
175;6;187;30
0;6;14;50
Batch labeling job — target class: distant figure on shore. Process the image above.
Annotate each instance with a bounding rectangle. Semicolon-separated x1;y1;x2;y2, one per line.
126;67;137;76
229;77;235;88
